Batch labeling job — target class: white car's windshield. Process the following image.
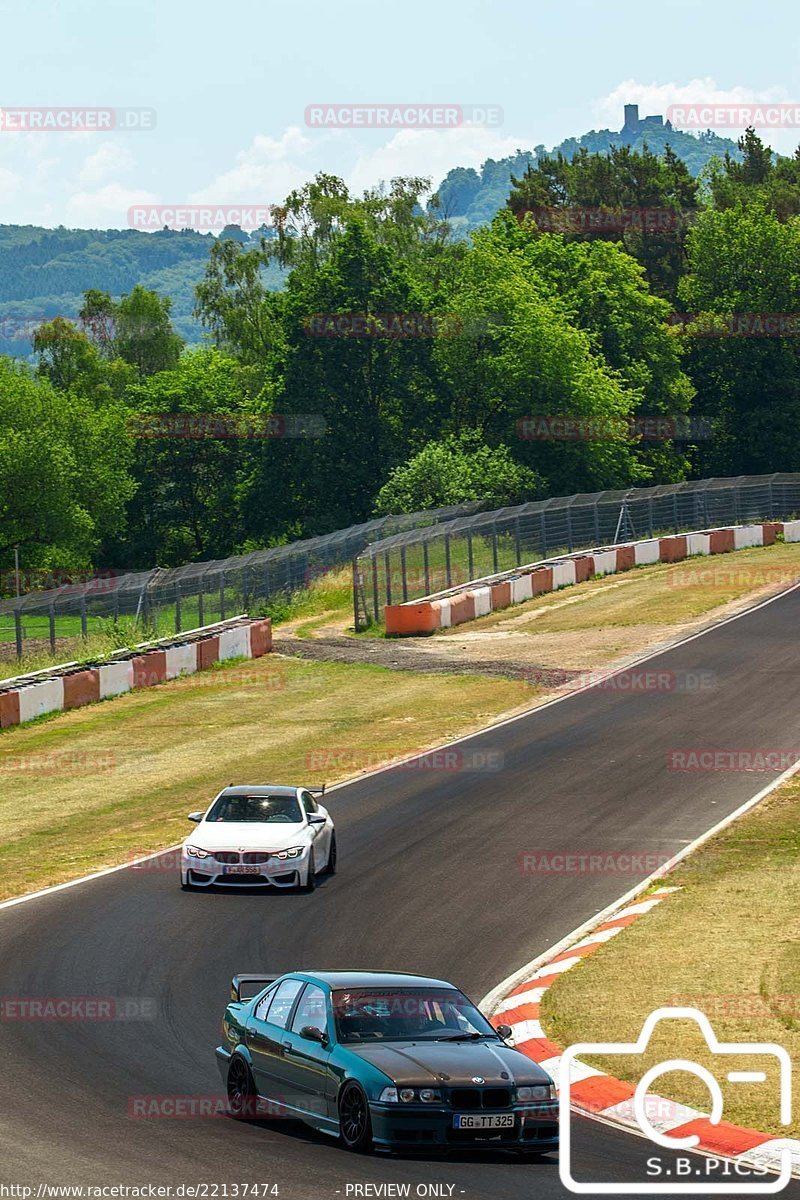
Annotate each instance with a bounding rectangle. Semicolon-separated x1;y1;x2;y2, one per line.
206;794;303;823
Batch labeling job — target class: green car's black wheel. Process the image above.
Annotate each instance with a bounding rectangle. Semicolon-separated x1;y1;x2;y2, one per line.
338;1082;373;1153
227;1056;258;1119
325;833;337;875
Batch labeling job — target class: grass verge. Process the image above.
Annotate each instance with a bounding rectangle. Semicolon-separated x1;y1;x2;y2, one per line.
541;770;800;1137
0;654;527;902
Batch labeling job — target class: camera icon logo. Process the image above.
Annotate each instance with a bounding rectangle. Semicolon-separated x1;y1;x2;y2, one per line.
559;1007;794;1194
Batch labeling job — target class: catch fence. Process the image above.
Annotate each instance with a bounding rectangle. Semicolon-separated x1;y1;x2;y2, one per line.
353;474;800;628
0;501;487;660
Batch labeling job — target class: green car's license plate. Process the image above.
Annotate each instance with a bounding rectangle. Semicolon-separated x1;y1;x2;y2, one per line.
453;1113;515;1130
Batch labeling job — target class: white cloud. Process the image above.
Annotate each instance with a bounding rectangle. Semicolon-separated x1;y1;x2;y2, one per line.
347;126;527;196
191;127;317;205
594;79;799;154
66;181;159;228
0;166;22;200
194;122;530;215
78;141;135;186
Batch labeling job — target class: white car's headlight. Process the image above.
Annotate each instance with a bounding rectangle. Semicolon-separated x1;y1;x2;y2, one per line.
517;1083;557;1101
186;845;209;859
274;846;305;860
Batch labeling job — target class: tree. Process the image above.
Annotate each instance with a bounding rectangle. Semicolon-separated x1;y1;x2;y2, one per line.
677;203;800;474
0;358;135;567
373;431;543;513
114;285;183;375
433;223;650;495
120;347;258;564
507;143;700;298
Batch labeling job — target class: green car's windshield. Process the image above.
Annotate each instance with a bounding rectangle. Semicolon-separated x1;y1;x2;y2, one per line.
206;794;303;823
331;987;497;1043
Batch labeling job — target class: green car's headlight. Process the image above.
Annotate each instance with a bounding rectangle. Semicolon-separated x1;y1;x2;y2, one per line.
517;1083;557;1101
378;1086;442;1103
186;845;208;858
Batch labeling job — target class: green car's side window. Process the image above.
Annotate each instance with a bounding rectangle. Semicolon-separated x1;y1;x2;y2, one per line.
264;978;304;1028
290;984;328;1038
253;986;277;1023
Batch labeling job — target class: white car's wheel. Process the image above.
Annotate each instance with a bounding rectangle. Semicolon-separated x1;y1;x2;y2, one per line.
299;849;316;893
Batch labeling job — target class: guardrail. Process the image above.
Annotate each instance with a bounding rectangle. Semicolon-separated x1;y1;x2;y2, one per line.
0;615;272;730
354;474;800;628
383;521;800;635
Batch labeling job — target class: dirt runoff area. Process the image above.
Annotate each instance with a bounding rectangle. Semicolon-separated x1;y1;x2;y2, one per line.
275;542;800;687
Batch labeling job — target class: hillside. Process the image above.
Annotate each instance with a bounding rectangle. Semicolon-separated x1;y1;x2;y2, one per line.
0;225;286;358
435;121;742;233
0;116;744;357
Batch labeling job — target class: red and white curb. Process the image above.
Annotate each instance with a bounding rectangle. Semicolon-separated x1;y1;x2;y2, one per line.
487;887;800;1178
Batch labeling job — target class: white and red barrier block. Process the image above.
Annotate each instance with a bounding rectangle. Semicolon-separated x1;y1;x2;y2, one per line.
385;522;795;635
0;617;272;732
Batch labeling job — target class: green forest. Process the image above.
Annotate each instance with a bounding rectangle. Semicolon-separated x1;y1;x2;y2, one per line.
2;128;800;584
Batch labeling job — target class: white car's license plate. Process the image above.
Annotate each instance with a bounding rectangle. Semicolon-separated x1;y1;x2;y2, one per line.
453;1113;515;1130
224;865;261;875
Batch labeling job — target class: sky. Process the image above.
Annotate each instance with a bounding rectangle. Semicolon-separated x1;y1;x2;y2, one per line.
0;0;799;230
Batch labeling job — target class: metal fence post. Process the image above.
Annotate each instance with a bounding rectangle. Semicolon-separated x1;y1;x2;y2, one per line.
593;502;600;545
540;512;547;557
423;541;430;596
80;595;87;639
445;534;452;589
49;603;56;654
175;583;181;634
371;556;379;623
197;577;204;628
514;518;522;565
384;552;392;606
14;609;22;659
566;506;574;552
467;531;474;580
492;524;499;573
672;494;679;533
400;545;408;603
219;572;226;621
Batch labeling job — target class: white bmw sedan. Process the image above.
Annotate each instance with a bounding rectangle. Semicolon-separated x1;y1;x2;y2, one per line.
180;785;336;892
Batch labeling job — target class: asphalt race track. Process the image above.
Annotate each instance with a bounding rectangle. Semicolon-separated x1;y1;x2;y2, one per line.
2;586;800;1199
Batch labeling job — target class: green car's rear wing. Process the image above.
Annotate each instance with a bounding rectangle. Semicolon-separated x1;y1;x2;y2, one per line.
230;974;279;1003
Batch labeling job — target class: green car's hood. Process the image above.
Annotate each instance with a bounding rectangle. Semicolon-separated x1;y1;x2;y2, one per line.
345;1039;552;1087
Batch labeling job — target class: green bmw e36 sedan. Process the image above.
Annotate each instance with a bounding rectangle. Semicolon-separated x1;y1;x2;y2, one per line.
215;969;559;1156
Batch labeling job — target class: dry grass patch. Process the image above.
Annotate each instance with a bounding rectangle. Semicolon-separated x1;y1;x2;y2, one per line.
541;774;800;1136
451;542;800;639
0;654;526;901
